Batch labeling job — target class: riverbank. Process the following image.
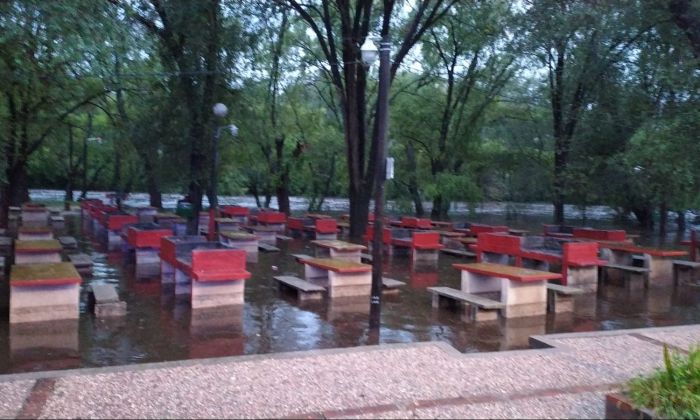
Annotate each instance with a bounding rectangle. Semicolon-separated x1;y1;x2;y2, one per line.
1;324;697;419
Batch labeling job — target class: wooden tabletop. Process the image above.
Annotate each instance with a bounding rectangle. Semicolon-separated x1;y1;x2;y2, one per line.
302;257;371;272
598;243;688;257
453;262;562;282
14;239;62;252
11;262;81;286
311;240;367;251
457;237;478;244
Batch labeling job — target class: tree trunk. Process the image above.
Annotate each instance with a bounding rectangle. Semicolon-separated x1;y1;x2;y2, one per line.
430;195;450;220
632;206;654;229
275;137;291;215
144;157;162;208
405;143;423;217
659;201;668;237
8;164;30;206
348;187;370;240
677;210;686;231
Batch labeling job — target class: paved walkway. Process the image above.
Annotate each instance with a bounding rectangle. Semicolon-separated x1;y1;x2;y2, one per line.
0;324;698;419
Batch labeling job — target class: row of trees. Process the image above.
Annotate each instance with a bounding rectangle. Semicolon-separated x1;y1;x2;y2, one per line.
2;0;700;236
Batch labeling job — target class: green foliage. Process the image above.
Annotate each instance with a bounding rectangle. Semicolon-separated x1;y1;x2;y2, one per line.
627;345;700;419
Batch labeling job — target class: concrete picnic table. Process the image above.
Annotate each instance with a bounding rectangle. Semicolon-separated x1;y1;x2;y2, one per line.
300;257;372;297
14;239;63;264
597;242;688;287
17;226;53;240
311;239;367;262
10;262;82;323
453;262;562;318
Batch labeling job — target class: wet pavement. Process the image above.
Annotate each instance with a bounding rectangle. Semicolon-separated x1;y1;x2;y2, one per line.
0;324;698;419
0;204;698;375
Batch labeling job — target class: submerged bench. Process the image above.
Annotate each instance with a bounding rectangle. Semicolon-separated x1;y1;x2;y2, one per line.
440;248;477;258
672;260;700;286
427;286;505;322
68;253;93;276
599;263;650;290
58;236;78;249
546;283;584;313
88;284;126;317
300;257;372;298
273;275;326;300
382;277;406;293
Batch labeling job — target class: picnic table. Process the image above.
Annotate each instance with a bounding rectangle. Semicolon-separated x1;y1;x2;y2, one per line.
311;239;367;262
219;231;259;262
597;242;688;287
159;235;210;282
17;226;53;241
10;262;82;323
14;239;62;264
299;257;372;298
454;262;562;318
174;248;250;308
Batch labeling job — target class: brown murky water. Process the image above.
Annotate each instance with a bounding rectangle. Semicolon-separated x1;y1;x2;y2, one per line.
0;211;698;374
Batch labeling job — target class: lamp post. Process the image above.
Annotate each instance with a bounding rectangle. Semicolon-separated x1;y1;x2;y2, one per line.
362;34;392;330
210;103;239;217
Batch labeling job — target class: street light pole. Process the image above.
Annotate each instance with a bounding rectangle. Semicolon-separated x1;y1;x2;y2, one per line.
369;34;391;330
209;103;238;218
210;125;222;215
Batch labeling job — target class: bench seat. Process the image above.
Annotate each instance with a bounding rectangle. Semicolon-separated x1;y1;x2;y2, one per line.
672;259;700;285
274;275;325;300
600;263;650;290
546;283;584;313
428;286;504;321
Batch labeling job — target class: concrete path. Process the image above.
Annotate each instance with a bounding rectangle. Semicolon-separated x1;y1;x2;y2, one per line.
1;324;698;419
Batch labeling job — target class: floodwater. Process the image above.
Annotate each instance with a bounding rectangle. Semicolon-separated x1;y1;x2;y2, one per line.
0;192;698;374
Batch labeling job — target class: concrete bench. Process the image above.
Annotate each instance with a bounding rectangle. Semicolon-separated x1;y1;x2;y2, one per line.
258;242;280;252
441;248;476;258
68;253;93;276
382;277;406;294
273;275;325;300
546;283;584;313
600;263;650;289
428;286;504;322
58;236;78;249
672;260;700;286
300;257;372;298
0;236;11;256
88;284;126;317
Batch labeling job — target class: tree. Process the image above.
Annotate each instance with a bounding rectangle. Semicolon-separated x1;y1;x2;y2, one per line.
275;0;457;238
0;1;108;227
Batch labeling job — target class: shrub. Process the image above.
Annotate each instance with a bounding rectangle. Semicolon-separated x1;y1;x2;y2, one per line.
627;345;700;419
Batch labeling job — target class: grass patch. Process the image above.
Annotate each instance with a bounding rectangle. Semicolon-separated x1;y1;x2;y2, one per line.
627;345;700;419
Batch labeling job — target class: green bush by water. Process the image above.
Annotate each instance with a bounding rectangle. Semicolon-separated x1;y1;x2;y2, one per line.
627;345;700;419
